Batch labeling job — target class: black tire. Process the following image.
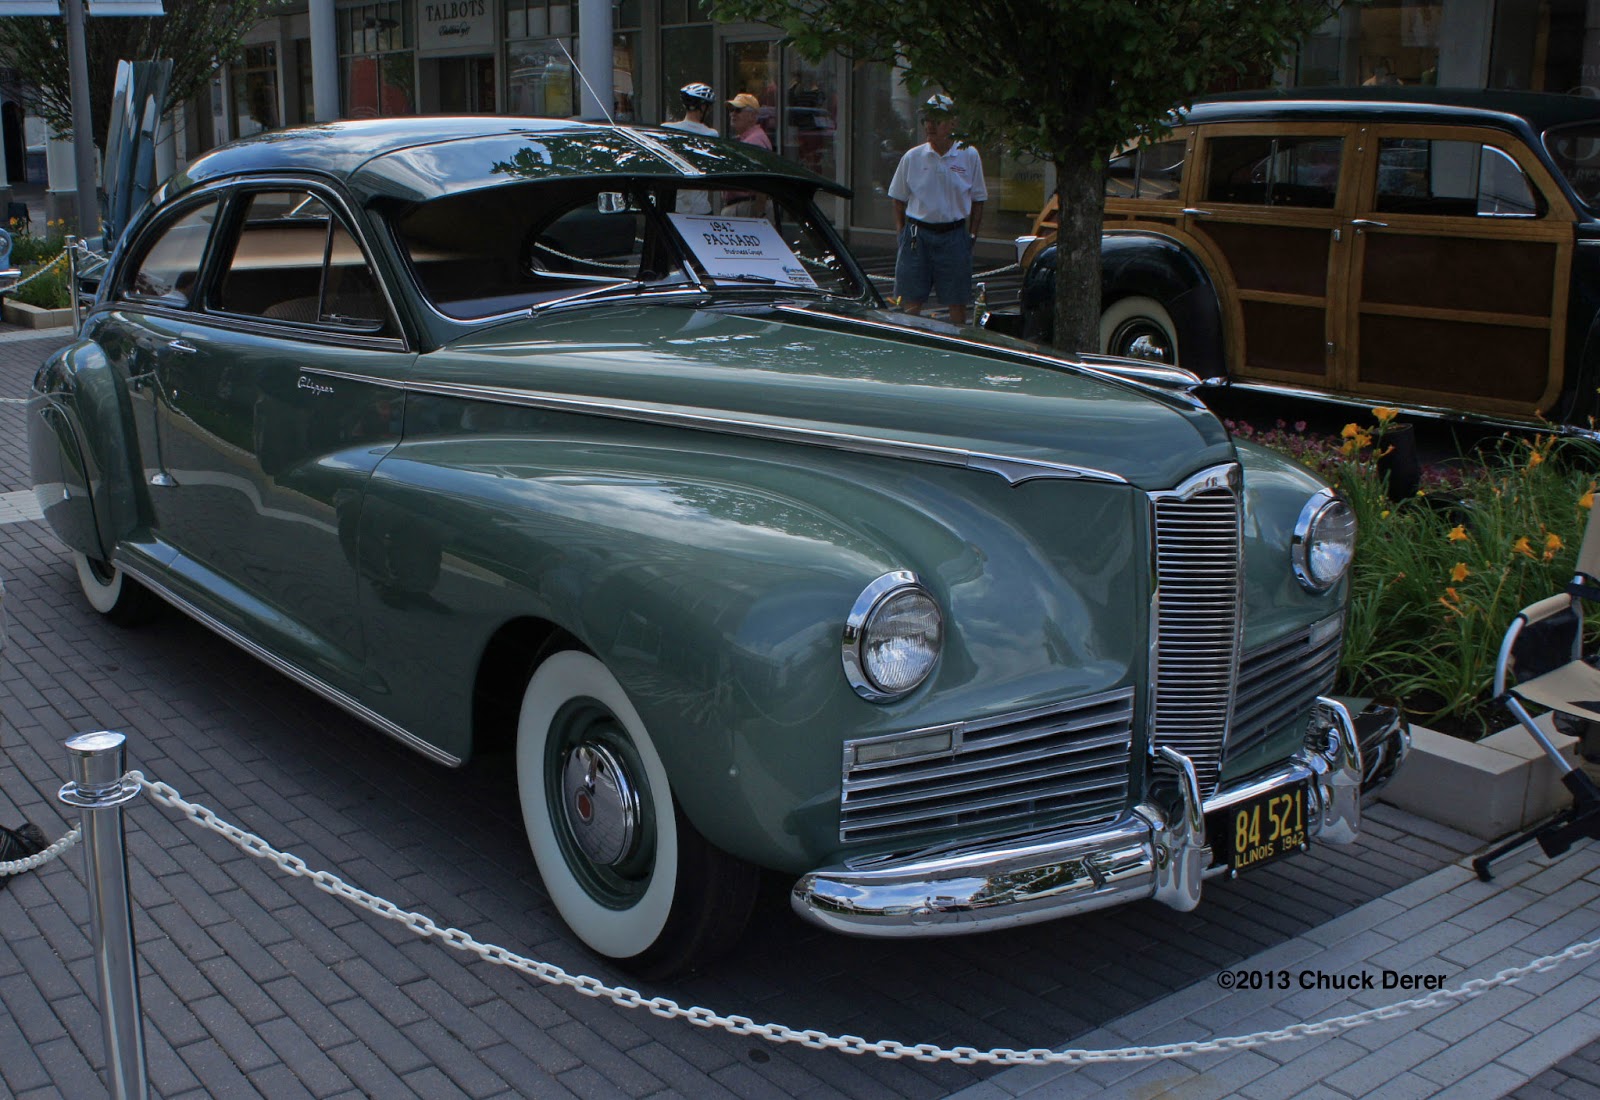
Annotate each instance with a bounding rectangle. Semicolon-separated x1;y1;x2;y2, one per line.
72;552;161;626
515;650;757;979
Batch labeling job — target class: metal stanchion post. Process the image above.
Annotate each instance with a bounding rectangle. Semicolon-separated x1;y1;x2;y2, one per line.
59;731;149;1100
68;236;82;333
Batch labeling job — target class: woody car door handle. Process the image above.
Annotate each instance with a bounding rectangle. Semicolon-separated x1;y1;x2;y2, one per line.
1351;219;1388;230
167;339;197;354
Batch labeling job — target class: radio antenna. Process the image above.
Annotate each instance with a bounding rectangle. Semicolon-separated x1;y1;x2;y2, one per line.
557;38;616;127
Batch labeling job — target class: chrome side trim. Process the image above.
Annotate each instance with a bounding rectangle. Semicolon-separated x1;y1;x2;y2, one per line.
110;555;463;768
772;304;1206;405
298;367;1130;486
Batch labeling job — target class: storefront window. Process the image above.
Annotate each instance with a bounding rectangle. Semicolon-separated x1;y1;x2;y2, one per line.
781;48;835;179
1297;2;1444;87
338;1;414;118
508;38;577;116
231;43;279;137
848;62;916;232
1490;0;1600;94
614;32;637;121
660;25;712;125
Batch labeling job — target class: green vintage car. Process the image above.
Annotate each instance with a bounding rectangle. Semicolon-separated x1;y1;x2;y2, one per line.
28;118;1407;977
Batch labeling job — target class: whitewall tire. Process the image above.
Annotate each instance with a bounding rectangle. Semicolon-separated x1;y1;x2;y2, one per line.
72;552;159;625
515;650;755;977
1099;296;1180;365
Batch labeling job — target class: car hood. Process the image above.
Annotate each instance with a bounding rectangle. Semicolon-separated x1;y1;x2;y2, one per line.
426;301;1235;490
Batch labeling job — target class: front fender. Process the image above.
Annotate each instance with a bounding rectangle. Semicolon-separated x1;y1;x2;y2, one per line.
356;400;1153;871
28;337;144;559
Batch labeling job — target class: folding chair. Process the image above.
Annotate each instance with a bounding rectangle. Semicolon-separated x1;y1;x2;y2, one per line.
1474;503;1600;880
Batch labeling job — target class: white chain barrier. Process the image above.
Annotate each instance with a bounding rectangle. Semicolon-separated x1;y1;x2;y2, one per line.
116;770;1600;1065
0;824;81;874
4;248;71;293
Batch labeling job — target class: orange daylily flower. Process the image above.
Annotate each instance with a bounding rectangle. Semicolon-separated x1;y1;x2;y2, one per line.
1581;482;1595;510
1340;423;1361;439
1451;562;1471;582
1447;525;1469;542
1545;532;1564;561
1372;406;1399;423
1513;536;1536;558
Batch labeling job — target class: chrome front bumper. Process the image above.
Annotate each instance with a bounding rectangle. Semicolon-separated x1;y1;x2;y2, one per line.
792;697;1408;937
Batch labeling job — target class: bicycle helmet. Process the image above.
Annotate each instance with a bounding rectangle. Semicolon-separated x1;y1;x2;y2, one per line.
680;83;716;111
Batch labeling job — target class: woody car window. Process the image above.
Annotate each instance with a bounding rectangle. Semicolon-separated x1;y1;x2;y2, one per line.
120;199;220;307
212;189;392;333
1106;139;1186;200
1205;135;1341;208
1374;139;1543;217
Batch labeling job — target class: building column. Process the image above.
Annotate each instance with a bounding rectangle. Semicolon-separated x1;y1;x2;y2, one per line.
310;0;339;122
578;0;613;120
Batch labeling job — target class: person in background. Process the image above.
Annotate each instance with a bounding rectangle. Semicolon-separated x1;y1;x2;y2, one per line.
722;92;772;217
664;83;718;214
888;93;987;326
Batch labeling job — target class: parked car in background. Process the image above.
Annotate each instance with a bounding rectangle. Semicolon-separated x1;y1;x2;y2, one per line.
1014;88;1600;434
29;118;1407;977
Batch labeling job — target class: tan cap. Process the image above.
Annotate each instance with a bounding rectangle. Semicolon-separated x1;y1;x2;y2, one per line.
726;92;760;110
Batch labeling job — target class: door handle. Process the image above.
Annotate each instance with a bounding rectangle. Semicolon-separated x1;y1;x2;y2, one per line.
167;339;197;354
1351;219;1388;229
1180;207;1212;217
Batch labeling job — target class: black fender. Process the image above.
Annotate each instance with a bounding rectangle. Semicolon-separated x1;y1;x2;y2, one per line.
1021;231;1226;378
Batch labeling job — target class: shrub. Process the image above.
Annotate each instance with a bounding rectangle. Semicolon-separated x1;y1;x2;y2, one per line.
5;218;72;310
1240;414;1600;739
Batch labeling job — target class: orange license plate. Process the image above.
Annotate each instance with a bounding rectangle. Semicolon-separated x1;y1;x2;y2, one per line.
1210;785;1309;873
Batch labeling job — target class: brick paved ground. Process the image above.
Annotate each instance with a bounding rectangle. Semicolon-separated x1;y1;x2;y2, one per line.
0;325;1558;1100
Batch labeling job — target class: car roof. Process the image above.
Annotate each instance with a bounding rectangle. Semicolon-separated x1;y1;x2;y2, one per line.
1183;86;1600;135
166;116;849;206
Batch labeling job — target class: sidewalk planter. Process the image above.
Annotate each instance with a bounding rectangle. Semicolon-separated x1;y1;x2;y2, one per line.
1380;714;1578;841
3;299;72;329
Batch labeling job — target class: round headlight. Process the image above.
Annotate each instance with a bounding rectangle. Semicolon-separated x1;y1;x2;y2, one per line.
843;572;943;701
1293;490;1357;592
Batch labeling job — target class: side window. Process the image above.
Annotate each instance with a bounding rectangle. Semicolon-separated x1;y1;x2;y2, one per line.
1105;138;1186;200
1374;139;1542;217
122;201;219;306
214;189;389;332
526;193;648;278
1205;135;1342;208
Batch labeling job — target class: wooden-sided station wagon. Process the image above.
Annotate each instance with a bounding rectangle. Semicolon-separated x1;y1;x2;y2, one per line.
1015;88;1600;434
29;118;1407;976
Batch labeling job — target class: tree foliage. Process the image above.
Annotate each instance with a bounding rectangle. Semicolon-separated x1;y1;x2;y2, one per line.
0;0;268;152
709;0;1341;352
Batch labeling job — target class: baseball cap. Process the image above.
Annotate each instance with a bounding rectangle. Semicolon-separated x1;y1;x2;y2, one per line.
921;93;956;117
726;92;761;111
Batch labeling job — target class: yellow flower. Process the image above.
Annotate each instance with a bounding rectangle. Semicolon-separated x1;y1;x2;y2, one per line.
1447;525;1468;542
1380;509;1390;519
1528;450;1544;470
1439;587;1462;613
1341;423;1361;439
1451;562;1471;582
1545;532;1564;561
1513;536;1535;558
1581;482;1595;510
1372;406;1399;423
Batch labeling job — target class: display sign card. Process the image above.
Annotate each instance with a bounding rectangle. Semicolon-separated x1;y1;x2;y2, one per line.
667;214;818;288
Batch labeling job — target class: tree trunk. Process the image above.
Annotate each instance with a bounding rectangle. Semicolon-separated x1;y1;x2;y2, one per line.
1050;152;1106;355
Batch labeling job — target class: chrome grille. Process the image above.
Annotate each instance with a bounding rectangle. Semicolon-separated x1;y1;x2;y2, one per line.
1151;465;1242;797
1227;616;1343;762
839;689;1135;845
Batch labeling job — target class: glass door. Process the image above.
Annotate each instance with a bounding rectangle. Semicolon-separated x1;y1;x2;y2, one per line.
723;38;843;222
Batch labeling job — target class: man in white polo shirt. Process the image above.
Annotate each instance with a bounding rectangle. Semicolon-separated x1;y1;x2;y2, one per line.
887;93;987;326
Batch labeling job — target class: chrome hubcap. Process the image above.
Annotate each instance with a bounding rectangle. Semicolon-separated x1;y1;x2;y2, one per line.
1126;334;1170;362
560;743;639;867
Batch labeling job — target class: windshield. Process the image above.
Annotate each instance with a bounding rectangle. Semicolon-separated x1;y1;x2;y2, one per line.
394;179;866;319
1544;123;1600;211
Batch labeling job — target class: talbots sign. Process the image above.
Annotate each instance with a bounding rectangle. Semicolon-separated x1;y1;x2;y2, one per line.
418;0;494;52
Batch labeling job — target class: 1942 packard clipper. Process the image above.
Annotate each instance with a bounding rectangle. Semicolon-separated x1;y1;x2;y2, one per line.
29;118;1409;977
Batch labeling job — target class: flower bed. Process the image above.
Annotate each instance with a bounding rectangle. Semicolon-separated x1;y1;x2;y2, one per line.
1240;411;1599;739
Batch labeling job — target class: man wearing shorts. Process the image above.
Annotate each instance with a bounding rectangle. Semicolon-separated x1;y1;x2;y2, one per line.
887;94;987;326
